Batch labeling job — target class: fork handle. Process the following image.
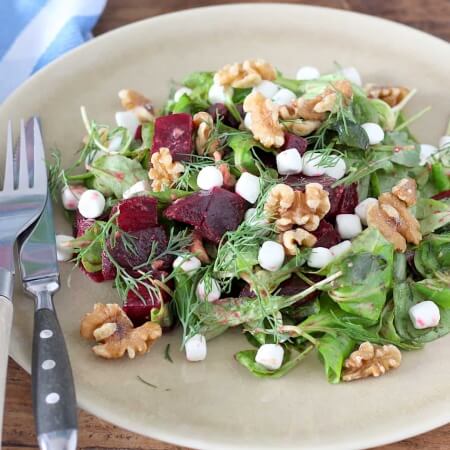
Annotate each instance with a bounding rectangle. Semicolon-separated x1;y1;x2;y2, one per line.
30;284;77;450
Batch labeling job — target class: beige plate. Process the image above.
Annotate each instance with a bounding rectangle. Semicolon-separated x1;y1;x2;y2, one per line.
1;4;449;449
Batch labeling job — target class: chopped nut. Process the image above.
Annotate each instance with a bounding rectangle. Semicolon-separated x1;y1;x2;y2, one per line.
243;92;285;148
265;183;330;232
189;230;210;263
193;112;219;155
281;228;317;255
80;303;162;359
365;84;410;107
148;147;184;192
342;341;401;381
215;59;277;88
366;179;421;252
283;119;322;137
118;89;154;123
392;178;417;206
218;163;236;188
280;79;353;122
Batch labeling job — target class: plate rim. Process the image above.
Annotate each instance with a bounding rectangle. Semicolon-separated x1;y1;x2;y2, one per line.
4;3;450;449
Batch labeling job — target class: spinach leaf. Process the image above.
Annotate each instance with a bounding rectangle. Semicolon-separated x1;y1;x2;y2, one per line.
71;222;103;273
416;198;450;235
414;233;450;279
227;132;261;174
317;333;355;384
232;88;251;104
90;154;148;198
413;279;450;308
351;93;379;124
322;228;394;321
235;345;314;379
333;119;369;149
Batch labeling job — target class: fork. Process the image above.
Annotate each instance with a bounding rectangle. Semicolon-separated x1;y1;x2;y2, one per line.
0;118;48;439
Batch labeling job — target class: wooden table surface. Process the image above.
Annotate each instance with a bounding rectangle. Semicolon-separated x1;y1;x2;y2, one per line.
3;1;450;449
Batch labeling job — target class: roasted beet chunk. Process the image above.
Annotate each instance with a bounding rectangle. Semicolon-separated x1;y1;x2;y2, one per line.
201;188;247;243
112;196;158;232
152;113;193;161
164;190;211;228
207;103;241;128
280;133;308;155
79;265;104;283
101;251;117;281
432;190;450;200
164;187;247;243
73;210;95;237
311;220;341;248
278;274;321;303
338;183;359;214
107;226;172;271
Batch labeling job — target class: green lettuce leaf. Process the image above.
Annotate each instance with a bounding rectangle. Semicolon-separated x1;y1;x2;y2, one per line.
416;198;450;235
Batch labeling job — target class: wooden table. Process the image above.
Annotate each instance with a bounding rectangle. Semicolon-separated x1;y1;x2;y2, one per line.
3;1;450;449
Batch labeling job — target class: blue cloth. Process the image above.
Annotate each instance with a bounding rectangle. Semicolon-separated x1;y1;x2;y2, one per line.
0;0;107;102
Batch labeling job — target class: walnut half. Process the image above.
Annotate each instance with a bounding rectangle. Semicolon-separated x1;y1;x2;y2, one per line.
215;59;277;88
148;147;185;192
118;89;154;123
281;228;317;255
365;84;410;107
80;303;162;359
342;341;401;382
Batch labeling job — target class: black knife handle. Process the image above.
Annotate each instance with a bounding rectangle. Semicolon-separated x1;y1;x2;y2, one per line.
32;306;78;448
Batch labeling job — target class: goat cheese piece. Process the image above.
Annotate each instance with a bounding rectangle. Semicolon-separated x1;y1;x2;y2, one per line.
276;148;303;175
196;278;221;302
296;66;320;81
255;344;284;371
253;80;280;98
55;235;74;262
355;198;378;226
302;152;326;176
330;240;352;258
307;247;334;269
336;214;363;239
361;122;385;145
173;255;202;273
115;111;140;138
258;241;285;272
185;334;207;362
323;156;346;180
61;185;87;210
235;172;261;204
174;87;193;102
271;88;296;106
197;166;224;190
78;189;105;219
409;301;441;329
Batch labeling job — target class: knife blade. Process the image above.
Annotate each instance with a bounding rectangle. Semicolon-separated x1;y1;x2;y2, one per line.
18;118;78;450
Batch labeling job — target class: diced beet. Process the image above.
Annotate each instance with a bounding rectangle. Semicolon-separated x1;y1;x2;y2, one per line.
101;251;116;281
201;188;247;243
79;265;104;283
152;113;193;161
107;226;172;271
112;196;158;232
208;103;241;128
432;190;450;200
123;284;161;326
311;220;341;248
280;132;308;155
164;190;212;228
134;125;142;141
338;183;359;214
278;274;321;304
164;187;247;243
73;210;95;237
327;185;346;217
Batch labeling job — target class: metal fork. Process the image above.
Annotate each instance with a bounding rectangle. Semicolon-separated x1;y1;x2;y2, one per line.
0;118;48;439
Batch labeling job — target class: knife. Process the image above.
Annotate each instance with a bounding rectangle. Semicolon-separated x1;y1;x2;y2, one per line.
18;122;77;450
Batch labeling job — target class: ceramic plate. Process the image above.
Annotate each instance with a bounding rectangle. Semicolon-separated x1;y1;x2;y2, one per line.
1;4;449;449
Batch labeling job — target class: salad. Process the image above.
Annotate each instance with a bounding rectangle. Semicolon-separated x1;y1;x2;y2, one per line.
51;59;450;383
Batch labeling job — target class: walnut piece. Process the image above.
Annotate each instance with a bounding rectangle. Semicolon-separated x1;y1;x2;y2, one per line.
265;183;330;232
118;89;154;123
189;230;210;263
392;178;417;206
367;178;421;252
342;341;401;381
243;92;285;148
282;119;322;137
215;59;277;88
148;147;184;192
80;303;162;359
280;79;353;122
281;228;317;255
365;84;410;107
193;111;219;155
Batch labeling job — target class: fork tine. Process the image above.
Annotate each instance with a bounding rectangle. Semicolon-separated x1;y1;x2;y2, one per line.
3;120;14;191
32;117;48;190
18;119;30;189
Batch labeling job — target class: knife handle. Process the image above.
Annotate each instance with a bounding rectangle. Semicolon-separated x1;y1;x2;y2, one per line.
32;289;77;450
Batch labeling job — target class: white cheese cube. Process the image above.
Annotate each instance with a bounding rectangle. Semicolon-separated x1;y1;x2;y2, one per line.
122;180;150;199
409;301;440;329
296;66;320;81
55;235;74;262
78;189;106;219
174;87;193;102
354;198;378;226
276;148;303;175
439;135;450;149
258;241;285;272
235;172;261;204
340;66;362;86
420;144;438;166
271;88;296;106
208;82;232;104
253;80;280;98
330;240;352;258
361;122;385;145
244;113;252;130
173;255;201;273
115;111;140;138
196;278;221;302
185;334;207;362
302;152;326;176
255;344;284;371
61;185;87;211
323;156;346;180
307;247;334;269
196;166;224;191
336;214;363;239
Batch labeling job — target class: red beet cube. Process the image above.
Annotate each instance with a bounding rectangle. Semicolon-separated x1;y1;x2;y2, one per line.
73;210;95;237
278;274;322;304
311;220;341;248
134;125;142;141
164;190;212;228
112;196;158;232
152;113;193;161
79;265;104;283
432;190;450;200
280;133;308;155
336;183;359;215
101;251;117;281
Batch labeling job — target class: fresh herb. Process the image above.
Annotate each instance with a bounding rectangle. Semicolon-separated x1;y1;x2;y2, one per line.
164;344;174;363
137;376;158;389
